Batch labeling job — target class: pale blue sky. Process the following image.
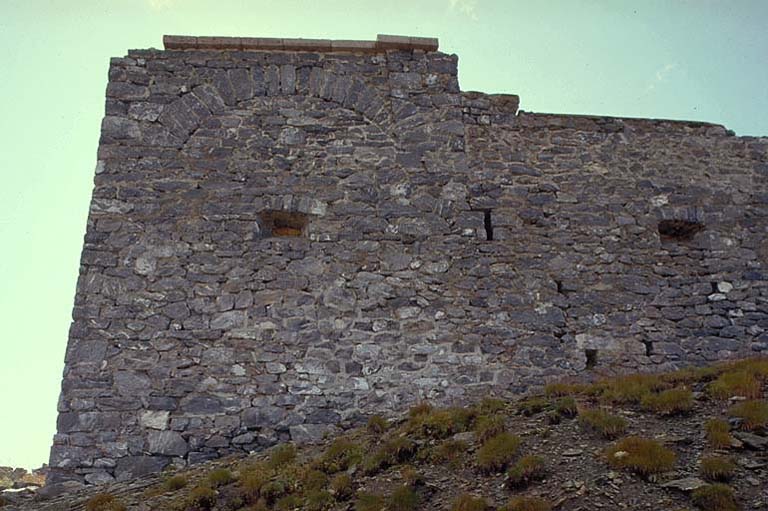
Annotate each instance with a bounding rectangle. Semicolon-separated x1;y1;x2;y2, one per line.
0;0;766;469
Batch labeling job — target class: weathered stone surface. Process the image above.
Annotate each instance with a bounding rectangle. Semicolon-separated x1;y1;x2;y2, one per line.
49;37;768;485
661;477;707;492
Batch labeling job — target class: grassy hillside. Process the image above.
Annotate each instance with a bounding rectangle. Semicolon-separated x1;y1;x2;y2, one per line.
5;358;768;511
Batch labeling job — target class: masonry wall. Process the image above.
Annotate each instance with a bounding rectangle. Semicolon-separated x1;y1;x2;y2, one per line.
49;43;768;484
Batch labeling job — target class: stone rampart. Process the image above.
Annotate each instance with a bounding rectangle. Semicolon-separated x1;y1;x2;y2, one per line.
49;34;768;484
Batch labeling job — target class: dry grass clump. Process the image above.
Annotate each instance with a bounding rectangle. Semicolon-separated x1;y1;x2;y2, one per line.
162;474;188;492
599;373;667;404
728;400;768;430
578;408;628;439
207;467;235;487
554;396;578;418
705;419;732;449
476;432;521;473
605;436;676;477
355;492;385;511
699;455;736;482
708;371;762;400
501;496;552;511
188;485;218;510
507;455;546;488
478;397;507;414
640;387;694;415
367;415;388;434
408;402;433;418
305;489;334;511
319;438;364;473
691;483;740;511
268;444;297;470
408;406;476;439
518;397;548;417
84;493;127;511
362;437;417;475
544;382;576;397
430;439;469;468
330;473;353;501
388;485;419;511
474;414;506;444
451;494;490;511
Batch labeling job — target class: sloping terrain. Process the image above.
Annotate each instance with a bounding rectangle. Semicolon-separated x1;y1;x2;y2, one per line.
4;358;767;511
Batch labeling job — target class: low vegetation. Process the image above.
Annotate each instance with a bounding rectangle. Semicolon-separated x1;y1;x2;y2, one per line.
50;357;767;511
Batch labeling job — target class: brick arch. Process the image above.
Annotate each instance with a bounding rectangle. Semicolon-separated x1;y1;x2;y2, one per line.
157;66;394;143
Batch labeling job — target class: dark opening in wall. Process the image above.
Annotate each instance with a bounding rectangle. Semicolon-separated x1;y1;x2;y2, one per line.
658;219;704;242
643;340;654;357
585;349;598;370
258;211;308;237
484;210;494;240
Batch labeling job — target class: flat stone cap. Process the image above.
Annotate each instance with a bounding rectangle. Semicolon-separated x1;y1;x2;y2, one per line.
163;34;439;53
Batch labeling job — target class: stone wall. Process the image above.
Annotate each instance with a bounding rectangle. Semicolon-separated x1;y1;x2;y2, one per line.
49;36;768;484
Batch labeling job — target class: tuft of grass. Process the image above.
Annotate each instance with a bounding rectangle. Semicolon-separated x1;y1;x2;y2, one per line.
275;494;303;511
400;465;423;487
451;494;490;511
408;402;433;418
691;483;740;511
84;494;127;511
501;496;552;511
477;397;507;414
188;485;217;510
600;373;667;404
330;473;353;501
302;469;328;492
408;406;476;439
388;485;419;511
605;436;676;477
708;371;761;400
306;490;335;511
207;467;235;487
507;455;546;488
355;492;385;511
699;456;736;482
367;415;388;435
260;480;288;504
239;462;271;499
162;474;188;492
705;419;732;449
554;396;578;418
728;400;768;430
268;444;297;470
640;387;694;416
430;439;468;468
320;438;364;473
362;437;417;475
578;408;628;439
518;397;548;417
474;414;506;444
476;432;521;473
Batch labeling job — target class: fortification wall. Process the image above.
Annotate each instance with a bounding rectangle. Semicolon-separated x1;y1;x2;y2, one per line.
49;35;768;485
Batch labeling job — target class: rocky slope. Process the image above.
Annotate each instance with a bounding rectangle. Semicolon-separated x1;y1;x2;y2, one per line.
3;358;767;511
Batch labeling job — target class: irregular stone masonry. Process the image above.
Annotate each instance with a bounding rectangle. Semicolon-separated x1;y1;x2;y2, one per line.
49;34;768;485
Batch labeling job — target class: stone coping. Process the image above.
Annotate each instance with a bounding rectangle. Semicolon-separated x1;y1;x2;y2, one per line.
163;34;439;53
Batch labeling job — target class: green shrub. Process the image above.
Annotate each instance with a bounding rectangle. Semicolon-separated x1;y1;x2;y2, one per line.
330;473;353;500
367;415;388;434
605;436;676;477
705;418;732;449
501;496;552;511
451;493;490;511
691;483;740;511
641;387;694;415
518;397;548;417
320;438;364;473
207;467;235;487
355;492;385;511
388;485;419;511
162;474;188;492
699;456;736;482
268;444;297;470
188;485;217;510
728;400;768;430
578;408;628;439
84;493;127;511
474;414;506;444
554;396;578;418
507;455;546;487
476;432;521;473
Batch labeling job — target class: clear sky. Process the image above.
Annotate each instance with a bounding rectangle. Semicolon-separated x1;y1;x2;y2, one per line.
0;0;766;470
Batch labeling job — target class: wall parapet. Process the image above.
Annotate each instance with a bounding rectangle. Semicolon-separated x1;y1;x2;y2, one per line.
162;34;439;53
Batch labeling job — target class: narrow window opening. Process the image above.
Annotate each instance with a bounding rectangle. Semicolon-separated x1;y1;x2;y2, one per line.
658;219;704;242
585;349;598;370
643;340;654;357
258;210;308;238
555;279;563;294
484;210;494;240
